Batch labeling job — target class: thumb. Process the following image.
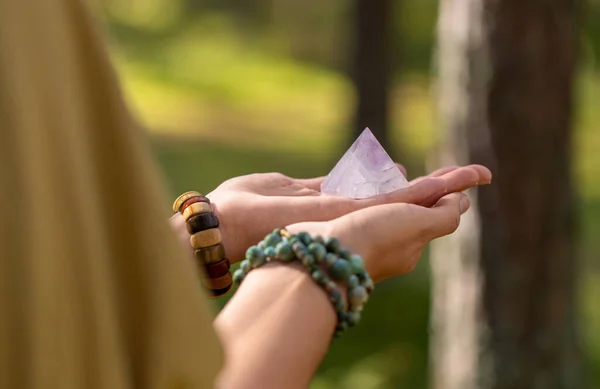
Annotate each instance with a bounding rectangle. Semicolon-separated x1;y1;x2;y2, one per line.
425;192;470;239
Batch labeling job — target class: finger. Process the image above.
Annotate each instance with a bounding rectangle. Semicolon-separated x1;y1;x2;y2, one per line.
410;166;460;185
424;192;470;238
294;176;326;191
395;163;408;177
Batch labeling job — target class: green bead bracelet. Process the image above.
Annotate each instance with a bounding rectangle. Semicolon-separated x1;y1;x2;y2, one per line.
232;228;374;338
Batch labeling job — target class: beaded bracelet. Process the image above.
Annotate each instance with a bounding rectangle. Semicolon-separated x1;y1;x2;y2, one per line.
173;191;232;298
232;228;374;338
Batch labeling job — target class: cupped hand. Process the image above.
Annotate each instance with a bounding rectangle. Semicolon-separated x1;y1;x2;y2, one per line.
197;164;490;262
287;192;471;283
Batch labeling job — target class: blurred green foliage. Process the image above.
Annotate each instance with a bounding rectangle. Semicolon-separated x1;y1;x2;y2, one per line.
96;0;600;387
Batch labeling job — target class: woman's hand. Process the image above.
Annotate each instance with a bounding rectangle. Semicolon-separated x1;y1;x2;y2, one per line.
287;192;472;283
202;165;490;262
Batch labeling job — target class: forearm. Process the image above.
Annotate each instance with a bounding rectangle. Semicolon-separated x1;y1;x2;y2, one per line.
213;262;336;389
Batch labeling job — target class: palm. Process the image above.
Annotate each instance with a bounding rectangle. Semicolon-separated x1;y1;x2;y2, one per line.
207;165;490;262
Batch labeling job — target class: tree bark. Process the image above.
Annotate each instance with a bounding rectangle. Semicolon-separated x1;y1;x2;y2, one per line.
430;0;583;389
351;0;393;150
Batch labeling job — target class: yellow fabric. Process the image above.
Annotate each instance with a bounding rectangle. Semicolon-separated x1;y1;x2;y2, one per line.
0;0;223;388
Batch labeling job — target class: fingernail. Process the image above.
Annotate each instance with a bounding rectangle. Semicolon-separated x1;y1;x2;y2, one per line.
478;180;492;185
460;196;470;213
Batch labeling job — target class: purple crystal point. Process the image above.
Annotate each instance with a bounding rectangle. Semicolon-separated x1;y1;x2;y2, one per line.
321;128;409;199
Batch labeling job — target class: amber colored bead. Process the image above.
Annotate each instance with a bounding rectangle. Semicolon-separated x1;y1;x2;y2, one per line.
182;202;213;222
203;272;232;290
172;191;202;213
208;284;233;298
195;244;226;265
203;258;231;278
190;228;222;249
180;195;211;213
186;213;219;234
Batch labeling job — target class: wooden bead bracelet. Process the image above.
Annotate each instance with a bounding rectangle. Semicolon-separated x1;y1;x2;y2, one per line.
173;191;232;298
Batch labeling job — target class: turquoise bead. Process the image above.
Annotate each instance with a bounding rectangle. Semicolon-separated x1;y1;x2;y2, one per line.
313;235;325;244
257;241;266;249
301;254;315;267
349;254;364;273
232;268;245;284
292;241;308;257
329;289;342;303
349;285;368;306
325;280;337;292
246;245;266;268
275;241;295;262
336;321;348;332
308;243;327;262
240;260;250;273
325;237;340;253
311;270;326;283
348;274;359;288
338;249;351;259
264;246;276;259
296;232;312;245
337;311;349;323
248;253;266;268
246;245;262;260
335;299;345;312
363;277;375;293
357;269;368;282
264;232;282;247
330;259;352;281
325;253;338;267
347;311;361;327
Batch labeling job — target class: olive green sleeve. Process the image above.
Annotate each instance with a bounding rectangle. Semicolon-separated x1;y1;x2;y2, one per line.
0;1;224;388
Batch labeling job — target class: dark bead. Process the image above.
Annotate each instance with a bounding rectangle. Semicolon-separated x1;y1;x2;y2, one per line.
338;249;351;259
336;321;348;333
246;246;266;268
209;284;233;298
329;289;342;303
313;235;325;244
329;259;352;281
311;270;326;283
264;232;282;247
349;254;364;274
349;286;368;306
335;300;346;312
180;195;211;213
194;244;226;265
347;311;361;327
296;232;312;245
325;237;340;253
203;258;231;278
301;254;315;267
203;272;232;290
186;213;219;234
325;253;338;267
240;260;251;273
348;274;360;288
264;246;276;259
308;243;327;262
337;311;349;323
276;241;295;262
357;269;368;282
232;269;245;284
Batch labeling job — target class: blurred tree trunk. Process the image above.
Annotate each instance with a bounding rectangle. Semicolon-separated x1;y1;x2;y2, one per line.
351;0;393;149
430;1;583;389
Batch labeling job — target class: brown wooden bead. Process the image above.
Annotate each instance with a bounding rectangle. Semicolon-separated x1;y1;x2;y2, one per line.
186;213;219;234
180;196;211;213
182;202;213;222
202;258;231;278
208;284;233;299
202;272;232;290
195;244;226;265
190;228;222;250
172;191;202;213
